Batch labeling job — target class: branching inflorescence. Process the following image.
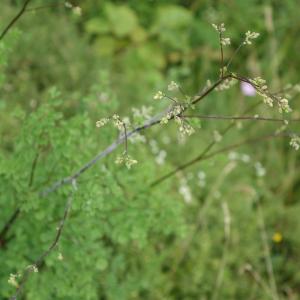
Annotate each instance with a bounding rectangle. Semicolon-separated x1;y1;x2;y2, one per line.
1;4;300;298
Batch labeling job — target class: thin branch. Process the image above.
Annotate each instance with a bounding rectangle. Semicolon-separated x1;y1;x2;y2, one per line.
0;151;39;247
0;209;20;247
150;132;293;187
149;101;261;187
123;122;128;154
183;115;299;123
28;151;39;187
41;76;230;197
226;42;243;70
0;0;32;41
25;2;66;12
9;180;77;300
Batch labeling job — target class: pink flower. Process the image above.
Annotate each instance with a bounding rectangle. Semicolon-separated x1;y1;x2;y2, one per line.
241;82;256;97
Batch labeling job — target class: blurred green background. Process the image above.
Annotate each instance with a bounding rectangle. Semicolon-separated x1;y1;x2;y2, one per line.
0;0;300;299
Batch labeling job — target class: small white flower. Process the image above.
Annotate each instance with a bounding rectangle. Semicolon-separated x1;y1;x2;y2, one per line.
244;31;260;45
172;105;184;115
255;162;266;177
58;253;64;261
64;1;73;8
179;123;195;136
149;139;159;154
197;171;206;187
290;136;300;151
278;98;291;113
73;6;82;16
115;154;138;169
262;95;274;107
241;154;251;163
129;133;146;144
216;78;237;91
155;150;167;165
96;118;109;128
112;115;124;130
212;23;226;33
153;91;164;100
228;151;238;161
221;37;231;46
132;106;153;121
213;130;222;142
168;81;179;91
179;179;193;204
8;274;19;287
160;116;169;125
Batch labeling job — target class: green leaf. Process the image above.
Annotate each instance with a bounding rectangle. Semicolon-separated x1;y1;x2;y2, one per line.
85;18;111;35
105;3;139;37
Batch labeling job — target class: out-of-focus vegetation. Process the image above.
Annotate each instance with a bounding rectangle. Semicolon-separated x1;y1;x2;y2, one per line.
0;0;300;299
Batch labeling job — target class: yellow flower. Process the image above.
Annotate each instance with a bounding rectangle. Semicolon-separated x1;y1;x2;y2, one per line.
272;232;283;243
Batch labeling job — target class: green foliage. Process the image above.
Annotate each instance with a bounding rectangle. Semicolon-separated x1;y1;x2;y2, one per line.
1;1;300;300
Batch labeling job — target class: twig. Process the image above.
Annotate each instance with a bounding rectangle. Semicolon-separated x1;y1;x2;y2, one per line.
123;123;128;154
0;209;20;247
150;132;294;187
41;76;230;197
226;43;243;70
0;0;32;41
183;115;298;123
28;151;39;187
148;99;256;189
9;180;77;300
25;2;66;12
0;151;39;247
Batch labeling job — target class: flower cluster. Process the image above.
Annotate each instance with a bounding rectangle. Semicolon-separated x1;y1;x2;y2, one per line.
213;130;222;142
243;31;260;45
115;153;138;169
153;91;164;100
176;117;195;136
160;105;184;125
221;37;231;46
249;77;291;113
216;77;237;91
58;253;64;261
96;118;109;128
290;135;300;151
212;23;231;46
255;162;266;177
168;81;179;91
132;106;153;121
278;97;291;113
228;151;251;163
212;23;226;33
197;171;206;187
27;264;38;273
112;114;124;130
95;114;126;131
65;1;82;16
178;178;193;204
8;273;19;287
